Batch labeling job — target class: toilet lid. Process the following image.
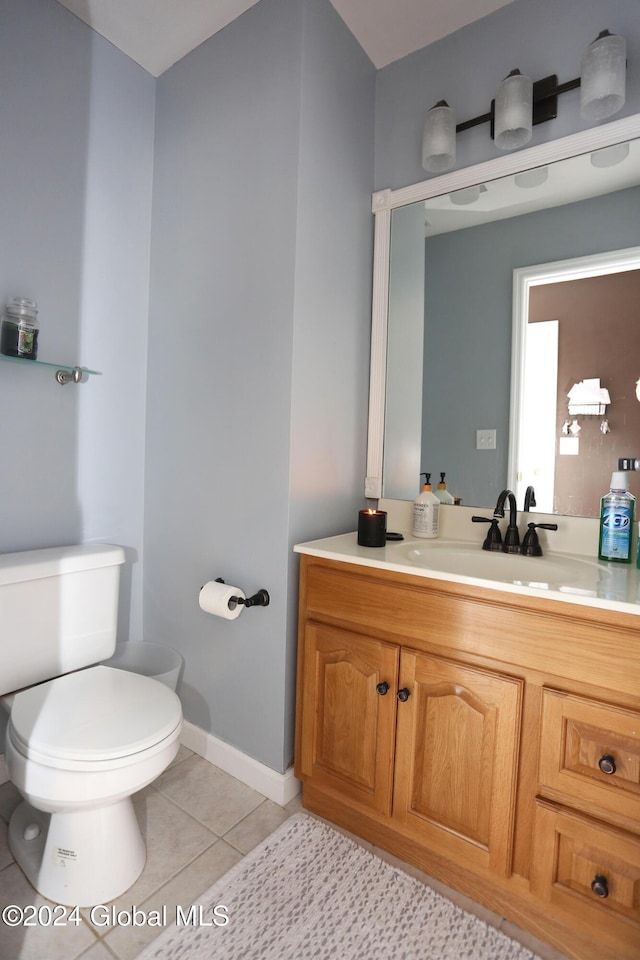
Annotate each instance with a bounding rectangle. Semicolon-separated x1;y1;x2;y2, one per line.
9;666;183;763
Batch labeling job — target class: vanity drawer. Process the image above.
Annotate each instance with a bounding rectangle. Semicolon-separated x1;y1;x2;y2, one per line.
531;801;640;958
539;689;640;829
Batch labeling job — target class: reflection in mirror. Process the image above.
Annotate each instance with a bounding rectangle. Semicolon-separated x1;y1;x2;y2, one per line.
509;249;640;517
381;131;640;517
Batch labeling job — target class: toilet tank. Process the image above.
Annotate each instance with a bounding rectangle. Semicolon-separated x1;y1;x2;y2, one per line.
0;543;126;696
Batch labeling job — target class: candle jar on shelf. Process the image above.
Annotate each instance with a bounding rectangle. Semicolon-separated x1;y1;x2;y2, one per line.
0;297;39;360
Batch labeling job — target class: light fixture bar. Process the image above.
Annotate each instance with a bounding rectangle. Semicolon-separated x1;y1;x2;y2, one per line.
422;30;626;174
456;111;493;134
455;74;581;138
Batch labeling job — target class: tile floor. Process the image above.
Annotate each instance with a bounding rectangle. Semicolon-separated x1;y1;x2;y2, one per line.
0;747;571;960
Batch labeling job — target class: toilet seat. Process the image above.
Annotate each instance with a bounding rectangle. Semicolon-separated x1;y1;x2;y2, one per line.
9;665;182;770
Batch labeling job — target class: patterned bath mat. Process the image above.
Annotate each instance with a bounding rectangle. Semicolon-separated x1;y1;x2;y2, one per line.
136;812;541;960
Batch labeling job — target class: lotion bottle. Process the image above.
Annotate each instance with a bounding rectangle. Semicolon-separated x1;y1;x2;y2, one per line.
598;471;635;563
435;472;455;504
412;472;440;539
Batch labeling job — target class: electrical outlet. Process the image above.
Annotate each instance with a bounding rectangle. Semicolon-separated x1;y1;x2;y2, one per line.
476;429;497;450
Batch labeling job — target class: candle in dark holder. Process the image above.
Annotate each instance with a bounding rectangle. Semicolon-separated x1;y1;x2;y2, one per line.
357;509;387;547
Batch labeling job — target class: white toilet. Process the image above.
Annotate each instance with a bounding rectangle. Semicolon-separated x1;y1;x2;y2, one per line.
0;543;183;907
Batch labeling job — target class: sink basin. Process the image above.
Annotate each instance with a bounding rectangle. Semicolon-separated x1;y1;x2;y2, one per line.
294;531;638;611
395;539;612;595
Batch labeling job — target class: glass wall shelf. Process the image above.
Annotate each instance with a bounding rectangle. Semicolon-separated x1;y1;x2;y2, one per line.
0;354;101;384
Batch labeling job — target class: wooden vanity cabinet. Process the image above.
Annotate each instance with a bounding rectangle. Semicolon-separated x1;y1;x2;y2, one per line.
294;555;640;960
298;622;521;873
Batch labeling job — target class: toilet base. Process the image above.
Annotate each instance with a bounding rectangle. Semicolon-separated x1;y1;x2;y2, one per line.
9;797;146;906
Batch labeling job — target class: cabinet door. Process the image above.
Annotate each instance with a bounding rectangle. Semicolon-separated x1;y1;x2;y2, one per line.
298;623;399;815
394;651;522;876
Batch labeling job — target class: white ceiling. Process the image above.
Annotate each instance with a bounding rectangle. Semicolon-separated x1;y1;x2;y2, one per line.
55;0;514;77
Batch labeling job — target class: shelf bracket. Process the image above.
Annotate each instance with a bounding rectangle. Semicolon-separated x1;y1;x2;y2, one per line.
56;366;87;385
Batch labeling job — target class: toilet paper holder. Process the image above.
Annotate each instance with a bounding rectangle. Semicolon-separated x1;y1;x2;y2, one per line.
214;578;270;609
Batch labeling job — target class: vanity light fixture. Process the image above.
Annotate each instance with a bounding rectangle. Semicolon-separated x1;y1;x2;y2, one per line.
580;30;626;120
494;70;533;150
422;30;627;173
590;141;630;167
421;100;456;172
514;166;549;188
449;183;487;205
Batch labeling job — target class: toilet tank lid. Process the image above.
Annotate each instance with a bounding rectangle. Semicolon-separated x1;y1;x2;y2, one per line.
0;543;125;587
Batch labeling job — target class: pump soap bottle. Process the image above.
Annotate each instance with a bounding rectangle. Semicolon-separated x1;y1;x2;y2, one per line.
412;473;440;539
435;473;455;504
598;471;635;563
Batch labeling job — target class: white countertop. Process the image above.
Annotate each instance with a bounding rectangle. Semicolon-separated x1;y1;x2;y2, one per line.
295;530;640;617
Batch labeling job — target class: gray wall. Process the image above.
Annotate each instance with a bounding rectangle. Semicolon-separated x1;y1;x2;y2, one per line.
0;0;154;746
0;0;155;636
375;0;640;192
145;0;375;773
286;0;376;754
421;187;640;508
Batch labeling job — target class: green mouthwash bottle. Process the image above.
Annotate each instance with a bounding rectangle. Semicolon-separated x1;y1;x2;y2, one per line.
599;472;635;563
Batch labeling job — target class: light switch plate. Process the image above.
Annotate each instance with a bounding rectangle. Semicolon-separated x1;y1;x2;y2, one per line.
476;429;497;450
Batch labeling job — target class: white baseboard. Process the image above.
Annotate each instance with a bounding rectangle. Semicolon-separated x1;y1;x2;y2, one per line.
179;720;300;807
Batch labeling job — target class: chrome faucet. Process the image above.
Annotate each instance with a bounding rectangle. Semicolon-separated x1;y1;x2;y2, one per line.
494;489;520;553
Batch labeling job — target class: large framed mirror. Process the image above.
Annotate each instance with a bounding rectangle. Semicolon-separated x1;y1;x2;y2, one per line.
366;115;640;518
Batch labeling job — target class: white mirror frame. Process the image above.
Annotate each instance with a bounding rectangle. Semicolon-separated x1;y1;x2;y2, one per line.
365;113;640;501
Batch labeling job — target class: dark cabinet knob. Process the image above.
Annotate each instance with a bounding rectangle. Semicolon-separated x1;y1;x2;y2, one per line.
591;875;609;898
397;687;411;702
376;681;390;696
598;754;616;775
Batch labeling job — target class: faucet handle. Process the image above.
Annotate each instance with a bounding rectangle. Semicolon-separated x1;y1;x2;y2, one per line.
472;515;503;551
521;522;558;557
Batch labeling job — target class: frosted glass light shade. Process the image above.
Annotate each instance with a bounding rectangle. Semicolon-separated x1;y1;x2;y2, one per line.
590;142;630;167
494;71;532;150
449;185;481;205
580;31;626;121
422;101;456;173
514;166;549;188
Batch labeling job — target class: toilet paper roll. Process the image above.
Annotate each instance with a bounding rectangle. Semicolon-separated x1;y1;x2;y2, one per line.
199;581;246;620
